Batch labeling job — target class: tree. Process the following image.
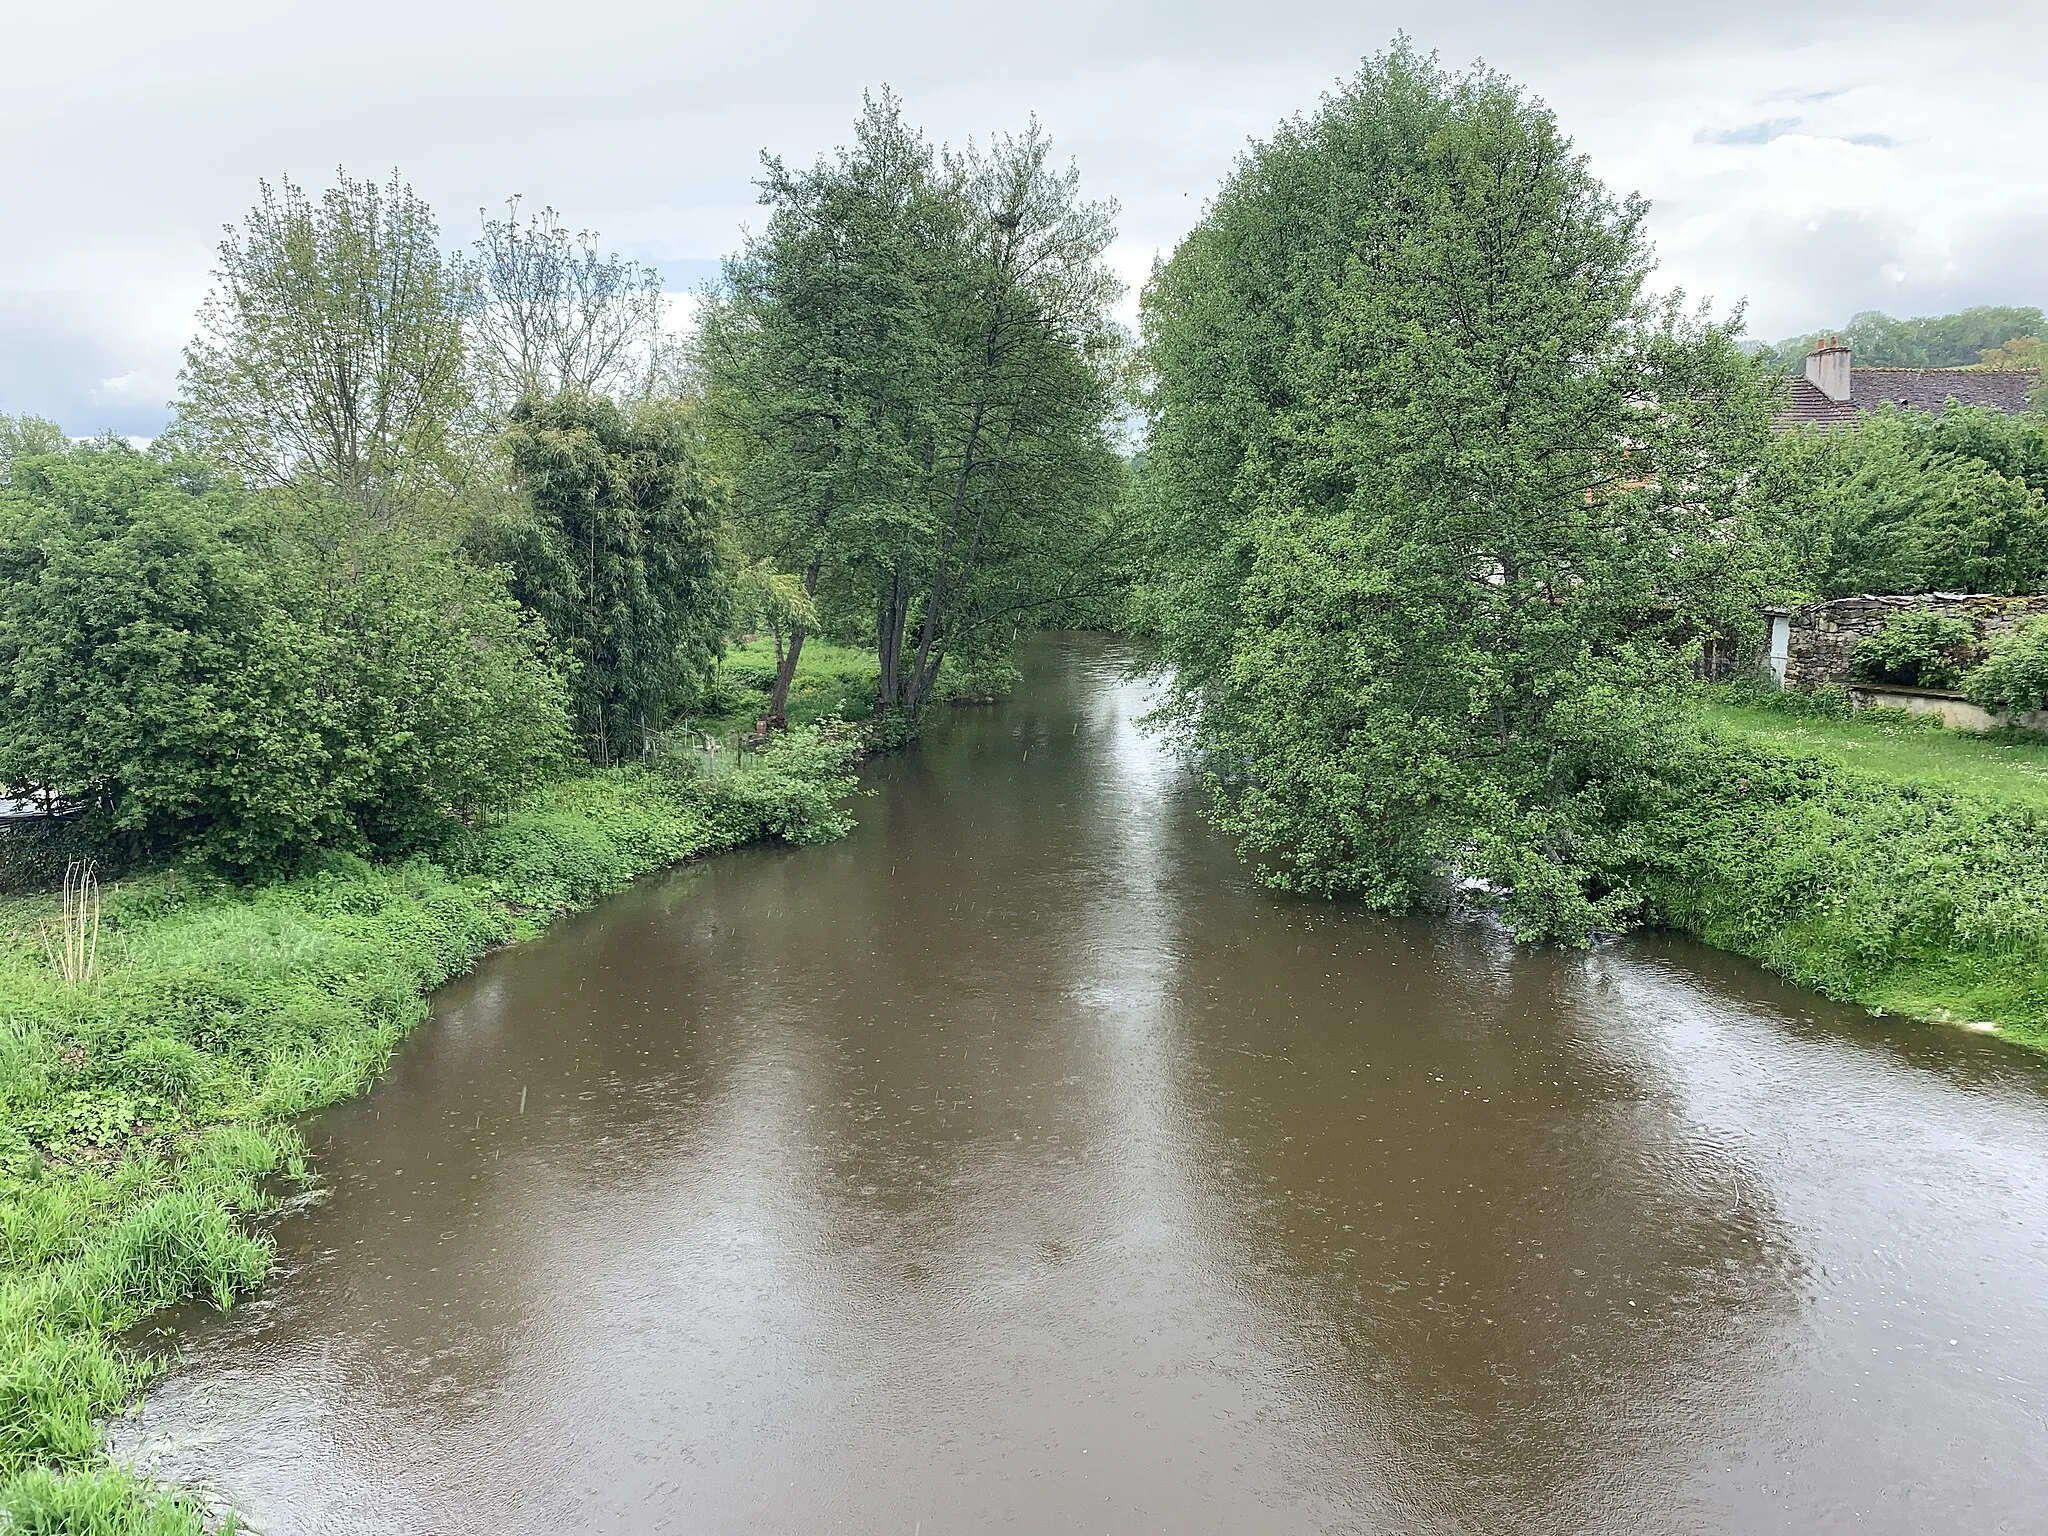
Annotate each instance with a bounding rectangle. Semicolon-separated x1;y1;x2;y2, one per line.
172;171;475;514
469;200;672;415
1757;405;2048;597
0;414;66;485
0;443;568;873
1136;44;1774;942
497;392;732;762
698;91;947;726
698;92;1126;728
1765;307;2044;370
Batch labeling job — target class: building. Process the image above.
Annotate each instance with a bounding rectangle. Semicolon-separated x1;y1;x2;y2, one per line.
1777;341;2035;429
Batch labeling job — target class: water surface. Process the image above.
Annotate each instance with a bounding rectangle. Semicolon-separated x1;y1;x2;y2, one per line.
127;635;2048;1533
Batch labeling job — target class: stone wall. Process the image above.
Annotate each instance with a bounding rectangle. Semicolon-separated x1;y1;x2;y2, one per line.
1783;593;2048;690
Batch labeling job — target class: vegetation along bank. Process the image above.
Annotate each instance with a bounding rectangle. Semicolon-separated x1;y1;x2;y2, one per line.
7;35;2048;1531
1125;44;2048;1046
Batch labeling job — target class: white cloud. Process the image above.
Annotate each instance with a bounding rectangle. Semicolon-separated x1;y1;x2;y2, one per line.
3;0;2043;435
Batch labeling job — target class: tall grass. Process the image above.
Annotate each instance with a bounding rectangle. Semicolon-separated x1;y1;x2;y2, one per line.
0;731;856;1527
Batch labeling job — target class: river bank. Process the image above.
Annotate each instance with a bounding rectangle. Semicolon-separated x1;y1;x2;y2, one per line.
110;632;2048;1534
1635;690;2048;1049
0;732;856;1530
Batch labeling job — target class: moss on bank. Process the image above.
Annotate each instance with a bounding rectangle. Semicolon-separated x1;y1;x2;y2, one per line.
0;732;856;1529
1632;695;2048;1049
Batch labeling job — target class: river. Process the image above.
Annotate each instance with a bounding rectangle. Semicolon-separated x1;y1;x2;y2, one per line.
122;634;2048;1533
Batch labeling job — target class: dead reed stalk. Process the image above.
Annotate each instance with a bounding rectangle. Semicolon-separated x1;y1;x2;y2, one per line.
46;858;101;986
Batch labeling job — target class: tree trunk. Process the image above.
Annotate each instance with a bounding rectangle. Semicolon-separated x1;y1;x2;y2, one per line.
877;566;911;708
766;554;825;728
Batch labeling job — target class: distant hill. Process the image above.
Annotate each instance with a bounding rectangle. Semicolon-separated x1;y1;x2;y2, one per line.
1760;305;2043;371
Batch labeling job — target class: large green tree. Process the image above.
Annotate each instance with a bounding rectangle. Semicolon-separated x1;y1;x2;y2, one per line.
172;171;475;515
497;392;731;762
698;93;1125;728
1136;45;1774;941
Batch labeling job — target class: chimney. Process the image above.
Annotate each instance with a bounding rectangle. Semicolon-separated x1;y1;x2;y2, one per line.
1805;338;1852;403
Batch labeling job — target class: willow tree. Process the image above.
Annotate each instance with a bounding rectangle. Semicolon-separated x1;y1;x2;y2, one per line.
1137;44;1774;942
698;93;1124;728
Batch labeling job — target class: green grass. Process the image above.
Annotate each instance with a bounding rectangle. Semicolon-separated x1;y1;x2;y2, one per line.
1630;690;2048;1049
1700;695;2048;811
0;732;855;1528
691;637;881;736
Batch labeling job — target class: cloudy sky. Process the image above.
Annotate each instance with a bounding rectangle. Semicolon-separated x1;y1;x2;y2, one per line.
4;0;2043;437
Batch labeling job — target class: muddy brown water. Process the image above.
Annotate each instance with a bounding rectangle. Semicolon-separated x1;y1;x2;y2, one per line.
122;634;2048;1534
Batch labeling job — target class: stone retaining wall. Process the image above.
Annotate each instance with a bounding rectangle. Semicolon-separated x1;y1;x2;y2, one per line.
1784;593;2048;690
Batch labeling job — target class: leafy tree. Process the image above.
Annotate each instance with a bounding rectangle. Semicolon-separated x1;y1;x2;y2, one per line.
497;392;732;762
0;414;66;484
1758;406;2048;597
698;92;1125;728
697;92;945;726
0;443;568;873
171;171;475;515
1135;44;1775;941
469;199;672;415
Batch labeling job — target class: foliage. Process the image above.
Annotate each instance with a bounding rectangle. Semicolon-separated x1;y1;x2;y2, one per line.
169;171;474;515
0;443;570;875
1756;405;2048;598
1133;43;1775;942
1850;611;1977;690
493;392;732;763
0;747;853;1519
0;417;68;486
695;636;880;732
468;200;673;417
1633;708;2048;1043
0;1465;218;1535
1762;306;2044;370
1966;616;2048;716
697;91;1127;728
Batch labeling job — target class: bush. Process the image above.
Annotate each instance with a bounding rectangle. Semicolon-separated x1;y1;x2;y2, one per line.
0;444;571;874
1966;616;2048;716
1626;722;2048;1036
1851;611;1977;689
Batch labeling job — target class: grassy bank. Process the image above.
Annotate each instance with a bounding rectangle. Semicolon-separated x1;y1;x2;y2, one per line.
0;731;855;1531
694;636;881;736
1630;690;2048;1048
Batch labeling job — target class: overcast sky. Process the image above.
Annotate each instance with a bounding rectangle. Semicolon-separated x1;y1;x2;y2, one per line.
4;0;2043;437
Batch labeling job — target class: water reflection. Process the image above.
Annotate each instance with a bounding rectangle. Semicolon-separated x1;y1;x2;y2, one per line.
122;635;2048;1534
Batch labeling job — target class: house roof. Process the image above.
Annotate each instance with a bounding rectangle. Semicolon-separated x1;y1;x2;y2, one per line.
1778;368;2035;429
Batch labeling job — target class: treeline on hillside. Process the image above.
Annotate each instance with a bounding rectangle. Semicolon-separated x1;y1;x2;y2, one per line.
1761;306;2043;372
1128;42;2048;947
0;105;1127;877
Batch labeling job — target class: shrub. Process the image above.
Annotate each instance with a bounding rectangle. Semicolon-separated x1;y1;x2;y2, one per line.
1627;723;2048;1034
0;444;572;874
1966;616;2048;716
1851;611;1976;690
